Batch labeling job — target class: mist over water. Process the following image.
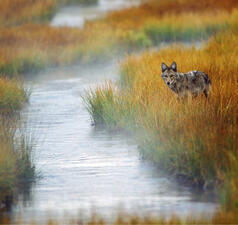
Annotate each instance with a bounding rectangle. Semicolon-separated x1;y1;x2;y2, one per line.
51;0;140;28
11;2;218;223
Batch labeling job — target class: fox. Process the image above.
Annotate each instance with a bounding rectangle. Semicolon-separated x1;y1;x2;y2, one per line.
161;62;211;98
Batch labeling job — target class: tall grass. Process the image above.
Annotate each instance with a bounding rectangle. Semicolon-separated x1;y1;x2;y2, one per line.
0;77;28;113
0;117;35;210
0;76;31;209
0;10;233;76
84;30;238;212
0;0;57;26
0;0;98;26
0;22;117;76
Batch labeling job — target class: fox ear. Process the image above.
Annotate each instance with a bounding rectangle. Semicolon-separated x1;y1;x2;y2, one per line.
161;63;168;72
170;62;177;72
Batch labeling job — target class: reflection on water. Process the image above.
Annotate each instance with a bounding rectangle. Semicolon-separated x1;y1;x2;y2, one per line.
51;0;140;28
11;60;218;223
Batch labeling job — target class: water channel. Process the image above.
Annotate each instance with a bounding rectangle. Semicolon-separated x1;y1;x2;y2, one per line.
11;1;218;223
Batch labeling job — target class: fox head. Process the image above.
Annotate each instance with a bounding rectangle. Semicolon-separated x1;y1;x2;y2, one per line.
161;62;177;87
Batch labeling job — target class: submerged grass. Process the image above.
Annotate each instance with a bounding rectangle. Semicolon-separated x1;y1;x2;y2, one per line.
84;30;238;213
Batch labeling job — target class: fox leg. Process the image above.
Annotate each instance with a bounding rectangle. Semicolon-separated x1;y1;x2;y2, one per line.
203;89;209;98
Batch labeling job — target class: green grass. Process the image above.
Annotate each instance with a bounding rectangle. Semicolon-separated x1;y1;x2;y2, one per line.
143;23;229;44
0;77;29;113
0;76;32;209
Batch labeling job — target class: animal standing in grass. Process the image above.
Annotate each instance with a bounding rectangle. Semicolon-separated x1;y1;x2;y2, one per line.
161;62;211;98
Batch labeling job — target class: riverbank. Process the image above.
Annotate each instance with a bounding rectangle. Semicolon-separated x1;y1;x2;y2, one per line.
85;21;238;216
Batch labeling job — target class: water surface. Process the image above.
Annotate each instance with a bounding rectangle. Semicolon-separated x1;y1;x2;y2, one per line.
51;0;140;28
12;1;217;223
13;60;217;223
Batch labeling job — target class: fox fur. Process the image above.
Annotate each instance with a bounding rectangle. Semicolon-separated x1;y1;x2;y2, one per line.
161;62;211;98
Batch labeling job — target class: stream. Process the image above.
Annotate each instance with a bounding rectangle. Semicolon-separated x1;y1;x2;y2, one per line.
11;0;217;223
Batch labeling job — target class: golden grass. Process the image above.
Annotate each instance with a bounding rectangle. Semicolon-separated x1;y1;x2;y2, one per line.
84;30;238;210
0;0;237;75
0;77;27;112
0;0;98;26
0;0;57;26
1;0;238;220
0;22;117;75
105;0;238;29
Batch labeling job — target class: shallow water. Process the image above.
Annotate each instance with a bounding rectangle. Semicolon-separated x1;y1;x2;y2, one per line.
11;1;218;223
12;60;217;223
51;0;140;28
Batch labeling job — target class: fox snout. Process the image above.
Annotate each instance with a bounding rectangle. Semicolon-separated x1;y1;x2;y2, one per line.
163;77;175;87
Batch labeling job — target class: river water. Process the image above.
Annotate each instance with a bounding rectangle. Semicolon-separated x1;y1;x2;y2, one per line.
11;1;217;223
51;0;140;28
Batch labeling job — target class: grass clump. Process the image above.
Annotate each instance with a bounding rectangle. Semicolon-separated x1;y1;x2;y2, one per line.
0;77;31;209
84;30;238;211
0;118;35;210
0;77;28;113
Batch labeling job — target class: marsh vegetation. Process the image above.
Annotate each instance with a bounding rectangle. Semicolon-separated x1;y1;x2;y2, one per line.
1;0;238;224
